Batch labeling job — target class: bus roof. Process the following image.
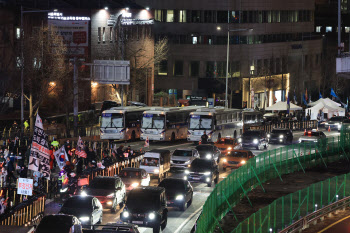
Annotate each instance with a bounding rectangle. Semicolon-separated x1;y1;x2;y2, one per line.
143;106;202;114
102;106;151;114
191;108;241;115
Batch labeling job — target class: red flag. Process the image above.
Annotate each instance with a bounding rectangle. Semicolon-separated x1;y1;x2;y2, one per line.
305;88;308;101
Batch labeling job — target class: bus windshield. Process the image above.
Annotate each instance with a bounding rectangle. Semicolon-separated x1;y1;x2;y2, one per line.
101;113;124;128
189;115;213;130
142;114;165;129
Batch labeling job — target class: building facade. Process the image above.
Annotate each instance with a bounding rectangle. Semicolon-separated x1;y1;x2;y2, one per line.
136;0;323;108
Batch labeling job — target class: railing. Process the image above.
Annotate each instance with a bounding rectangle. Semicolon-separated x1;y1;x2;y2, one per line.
196;129;350;232
232;172;350;233
263;120;318;133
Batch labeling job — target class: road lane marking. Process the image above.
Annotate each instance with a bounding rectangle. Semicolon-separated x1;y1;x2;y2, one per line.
317;215;350;233
173;206;203;233
156;142;192;150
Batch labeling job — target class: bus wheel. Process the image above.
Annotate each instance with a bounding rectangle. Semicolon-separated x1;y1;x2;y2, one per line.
131;131;136;141
171;133;175;142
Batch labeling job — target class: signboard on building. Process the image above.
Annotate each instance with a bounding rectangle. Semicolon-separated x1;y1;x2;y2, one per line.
92;60;130;85
17;178;33;196
48;16;89;57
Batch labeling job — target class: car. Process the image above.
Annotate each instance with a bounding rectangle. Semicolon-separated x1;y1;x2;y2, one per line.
140;149;171;182
239;130;268;150
170;148;200;171
195;144;221;162
299;129;326;143
158;178;193;211
82;176;126;212
35;214;82;233
222;150;254;171
267;128;293;144
118;168;150;191
83;223;141;233
325;116;349;131
120;186;168;233
59;195;103;227
184;158;219;187
214;137;242;156
340;119;350;131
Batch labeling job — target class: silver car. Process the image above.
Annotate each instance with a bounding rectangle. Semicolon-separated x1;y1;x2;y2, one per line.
299;130;326;143
170;149;200;170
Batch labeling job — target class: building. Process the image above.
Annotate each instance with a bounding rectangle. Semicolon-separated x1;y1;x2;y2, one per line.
136;0;323;108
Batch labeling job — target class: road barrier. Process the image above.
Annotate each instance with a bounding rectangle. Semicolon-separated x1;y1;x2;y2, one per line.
233;172;350;233
196;129;350;232
262;120;318;133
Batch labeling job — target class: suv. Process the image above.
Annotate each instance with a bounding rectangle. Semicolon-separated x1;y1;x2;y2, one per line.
267;128;293;144
184;158;219;187
83;176;126;212
195;144;221;162
170;148;199;171
239;130;268;150
120;187;168;233
35;214;82;233
325;116;348;131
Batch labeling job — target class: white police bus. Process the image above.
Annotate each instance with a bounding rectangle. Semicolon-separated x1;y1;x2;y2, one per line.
140;106;201;142
100;106;150;141
187;108;243;142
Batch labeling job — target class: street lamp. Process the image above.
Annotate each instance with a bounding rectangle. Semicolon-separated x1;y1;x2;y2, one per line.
20;7;51;135
220;27;253;108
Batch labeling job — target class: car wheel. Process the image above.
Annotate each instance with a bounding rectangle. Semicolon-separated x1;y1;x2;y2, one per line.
207;181;212;187
153;224;161;233
179;201;186;211
187;195;193;208
161;212;168;230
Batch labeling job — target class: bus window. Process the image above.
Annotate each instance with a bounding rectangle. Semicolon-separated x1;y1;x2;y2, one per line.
227;114;232;123
238;112;242;121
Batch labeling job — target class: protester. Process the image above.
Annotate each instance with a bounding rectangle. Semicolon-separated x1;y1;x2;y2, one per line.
49;145;55;171
0;167;7;187
6;157;16;186
19;166;28;178
201;131;209;144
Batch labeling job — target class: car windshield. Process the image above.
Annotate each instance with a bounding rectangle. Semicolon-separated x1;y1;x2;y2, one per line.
329;117;344;122
63;198;91;209
190;159;212;169
173;150;192;157
36;216;73;233
189;115;213;130
142;114;165;129
217;139;234;145
119;170;141;178
89;179;115;189
196;145;213;152
126;191;159;210
229;151;248;158
101;113;124;128
243;131;260;136
140;157;159;167
271;130;288;134
159;179;185;190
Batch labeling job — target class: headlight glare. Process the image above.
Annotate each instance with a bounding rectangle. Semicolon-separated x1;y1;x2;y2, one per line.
241;160;246;164
238;138;242;143
79;216;90;222
228;147;232;150
223;158;227;162
184;170;190;174
279;135;284;139
204;171;211;175
253;139;258;144
131;182;139;188
154;169;159;173
148;212;156;220
206;154;212;159
122;211;129;218
175;195;184;200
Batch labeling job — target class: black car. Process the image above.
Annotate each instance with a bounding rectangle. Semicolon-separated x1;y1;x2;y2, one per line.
59;195;103;227
120;186;168;233
195;144;221;162
158;178;193;211
184;158;219;187
35;214;82;233
267;128;293;144
325;116;348;131
83;176;126;212
239;130;268;150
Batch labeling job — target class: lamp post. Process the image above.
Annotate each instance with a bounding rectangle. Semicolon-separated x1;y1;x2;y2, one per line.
20;7;50;136
218;26;252;108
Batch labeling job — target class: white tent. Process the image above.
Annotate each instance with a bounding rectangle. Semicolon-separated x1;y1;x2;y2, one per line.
265;101;303;111
308;98;341;107
305;101;345;120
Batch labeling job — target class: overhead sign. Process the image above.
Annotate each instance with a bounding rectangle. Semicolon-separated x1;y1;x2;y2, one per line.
208;98;214;108
17;178;33;196
92;60;130;85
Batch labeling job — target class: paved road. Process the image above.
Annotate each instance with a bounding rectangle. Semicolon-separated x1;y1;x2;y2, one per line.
46;130;340;233
317;215;350;233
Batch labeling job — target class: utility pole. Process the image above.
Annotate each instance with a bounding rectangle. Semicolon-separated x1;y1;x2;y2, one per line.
73;57;78;137
338;0;341;55
20;6;24;137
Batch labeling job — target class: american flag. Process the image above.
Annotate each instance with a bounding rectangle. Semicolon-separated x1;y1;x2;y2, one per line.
75;136;87;158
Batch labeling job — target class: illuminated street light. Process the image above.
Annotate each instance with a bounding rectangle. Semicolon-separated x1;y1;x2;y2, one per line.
217;26;221;31
104;7;108;10
126;7;129;11
91;82;98;87
146;7;150;11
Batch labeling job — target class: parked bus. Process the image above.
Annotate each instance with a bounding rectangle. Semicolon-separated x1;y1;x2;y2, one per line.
242;109;264;131
187;107;243;143
140;106;201;142
100;106;150;141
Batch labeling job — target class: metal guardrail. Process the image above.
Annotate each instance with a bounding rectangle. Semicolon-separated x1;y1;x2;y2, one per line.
276;192;350;233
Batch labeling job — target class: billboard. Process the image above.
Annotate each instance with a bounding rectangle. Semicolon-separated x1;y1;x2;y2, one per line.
92;60;130;85
48;19;89;57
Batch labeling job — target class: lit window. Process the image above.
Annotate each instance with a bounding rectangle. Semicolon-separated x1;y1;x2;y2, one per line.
316;26;321;33
346;27;350;33
326;26;332;32
16;28;20;39
192;36;198;44
209;39;212;45
179;10;186;23
166;10;174;22
155;10;163;21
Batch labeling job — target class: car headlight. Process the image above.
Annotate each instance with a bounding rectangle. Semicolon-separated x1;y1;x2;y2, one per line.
170;160;173;164
122;211;129;218
148;212;156;220
131;182;139;188
267;134;270;138
241;160;246;164
238;138;242;143
79;216;90;222
228;147;232;150
184;170;190;174
206;177;211;182
253;139;258;144
175;195;184;200
107;201;113;205
206;154;212;159
204;171;211;176
184;176;187;180
107;193;115;198
279;135;284;139
223;158;227;163
60;187;68;193
80;191;87;196
154;169;159;173
184;160;191;164
325;123;328;125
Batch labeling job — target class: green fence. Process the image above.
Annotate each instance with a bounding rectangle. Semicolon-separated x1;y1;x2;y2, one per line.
232;172;350;233
196;129;350;233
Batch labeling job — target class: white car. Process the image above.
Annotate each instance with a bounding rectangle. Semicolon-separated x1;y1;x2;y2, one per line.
170;149;200;170
299;130;326;143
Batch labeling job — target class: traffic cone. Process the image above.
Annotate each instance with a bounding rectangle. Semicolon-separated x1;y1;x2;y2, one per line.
328;126;331;132
304;129;306;134
199;140;202;145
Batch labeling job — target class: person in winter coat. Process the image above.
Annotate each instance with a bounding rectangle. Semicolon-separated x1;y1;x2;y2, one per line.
6;157;16;185
49;145;55;170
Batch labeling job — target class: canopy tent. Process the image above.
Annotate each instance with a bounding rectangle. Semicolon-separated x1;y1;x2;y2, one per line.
305;101;345;120
308;98;341;107
265;101;303;111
